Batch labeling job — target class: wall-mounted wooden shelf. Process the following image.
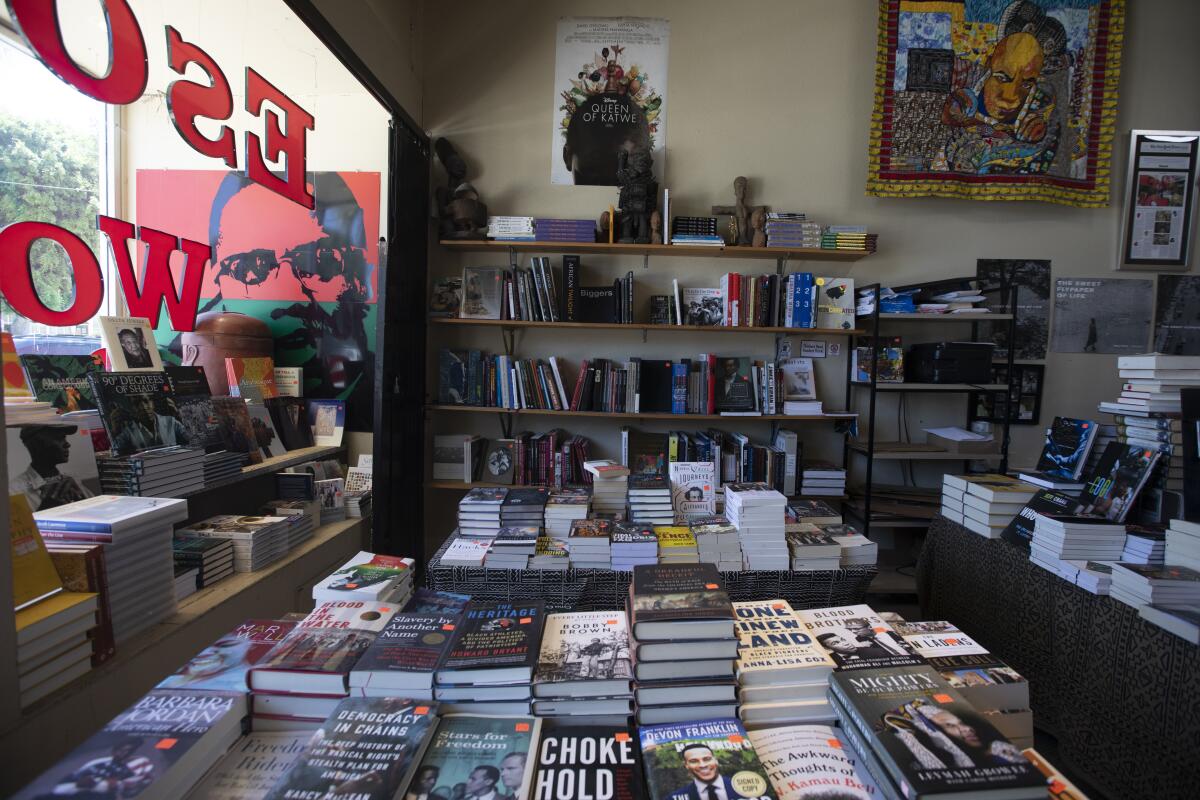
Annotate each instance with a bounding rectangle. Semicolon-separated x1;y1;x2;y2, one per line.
852;382;1009;392
424;480;850;502
431;318;863;336
855;312;1013;321
427;404;857;422
440;240;872;261
847;442;1002;460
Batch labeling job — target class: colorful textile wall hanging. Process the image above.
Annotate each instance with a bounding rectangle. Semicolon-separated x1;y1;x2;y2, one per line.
867;0;1125;207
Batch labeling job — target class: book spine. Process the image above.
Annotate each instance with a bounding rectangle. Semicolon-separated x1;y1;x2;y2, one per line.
564;255;579;321
730;273;741;327
569;359;589;411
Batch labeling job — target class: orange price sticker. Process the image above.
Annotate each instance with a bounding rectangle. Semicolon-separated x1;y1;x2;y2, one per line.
827;738;842;748
771;603;785;610
705;583;719;590
520;617;532;624
606;619;618;625
155;738;177;750
442;623;456;630
379;607;392;613
728;734;743;743
515;723;530;732
346;583;359;589
1049;780;1065;793
415;706;430;715
614;732;630;742
933;694;953;703
873;626;887;633
946;638;960;646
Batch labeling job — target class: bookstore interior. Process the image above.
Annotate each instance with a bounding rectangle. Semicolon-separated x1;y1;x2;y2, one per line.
1;0;1199;798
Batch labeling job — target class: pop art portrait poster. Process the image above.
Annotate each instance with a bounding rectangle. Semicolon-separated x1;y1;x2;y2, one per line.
552;17;668;186
867;0;1126;207
135;170;380;432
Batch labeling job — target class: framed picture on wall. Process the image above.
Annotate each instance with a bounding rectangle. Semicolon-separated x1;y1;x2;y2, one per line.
1118;130;1199;270
969;364;1044;426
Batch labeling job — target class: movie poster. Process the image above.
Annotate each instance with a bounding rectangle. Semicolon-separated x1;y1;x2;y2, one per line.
551;17;668;186
1050;278;1152;354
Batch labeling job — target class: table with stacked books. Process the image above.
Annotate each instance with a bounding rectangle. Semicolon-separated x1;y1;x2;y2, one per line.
918;514;1200;799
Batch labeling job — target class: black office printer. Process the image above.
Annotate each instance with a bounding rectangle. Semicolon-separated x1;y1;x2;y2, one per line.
906;342;995;383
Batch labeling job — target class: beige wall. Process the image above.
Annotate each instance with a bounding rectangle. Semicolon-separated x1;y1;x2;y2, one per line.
412;0;1200;544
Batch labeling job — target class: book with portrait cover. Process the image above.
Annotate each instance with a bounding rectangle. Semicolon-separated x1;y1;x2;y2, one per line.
438;600;547;684
225;356;279;401
713;357;755;412
747;724;881;800
533;610;633;698
795;605;923;672
7;424;100;512
350;612;459;696
639;716;779;800
11;689;245;800
534;717;645;800
87;371;190;456
629;564;735;641
211;396;264;465
262;698;438;800
187;731;310;800
157;619;297;692
19;354;99;411
265;396;314;451
98;315;164;372
413;715;542;800
307;399;345;447
780;358;817;401
669;461;717;521
164;365;221;451
683;288;724;326
829;666;1043;799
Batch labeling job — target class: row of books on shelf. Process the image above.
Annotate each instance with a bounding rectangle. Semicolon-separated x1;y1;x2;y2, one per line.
856;283;989;315
14;557;1071;800
433;430;593;488
440;263;857;329
439;348;839;416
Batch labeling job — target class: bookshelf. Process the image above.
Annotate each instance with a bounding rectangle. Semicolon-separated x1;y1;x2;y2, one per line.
425;479;849;502
432;317;865;336
440;239;872;261
427;404;857;421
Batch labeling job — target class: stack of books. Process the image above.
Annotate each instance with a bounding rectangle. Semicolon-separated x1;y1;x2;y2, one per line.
734;599;835;727
799;460;845;497
267;498;319;548
1018;416;1100;492
655;526;699;563
627;474;672;524
172;536;234;590
788;499;843;526
1073;561;1114;594
434;600;546;715
825;523;879;567
566;519;612;569
1030;514;1126;572
1139;603;1200;644
670;216;723;246
501;487;549;531
534;217;594;242
344;489;372;518
349;611;458;701
629;564;739;724
173;564;199;601
440;536;491;567
725;482;788;569
583;460;628;515
532;610;635;716
15;589;99;707
97;446;205;497
313;551;415;607
202;449;247;486
820;226;877;252
943;474;1036;538
529;535;570;570
35;495;188;644
1167;518;1200;571
690;515;742;570
1111;414;1183;521
611;522;657;570
765;215;822;248
544;487;590;538
1109;563;1200;611
785;528;842;570
176;514;291;573
486;526;538;568
487;215;535;241
249;600;397;729
458;487;507;537
1100;353;1196;417
1122;526;1166;564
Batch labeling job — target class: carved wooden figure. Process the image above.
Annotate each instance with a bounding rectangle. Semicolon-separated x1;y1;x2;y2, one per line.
712;176;767;246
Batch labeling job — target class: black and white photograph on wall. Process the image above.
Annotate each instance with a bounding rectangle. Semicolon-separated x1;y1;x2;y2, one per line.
1050;278;1153;354
1154;274;1200;355
7;424;100;511
969;364;1043;426
976;259;1050;360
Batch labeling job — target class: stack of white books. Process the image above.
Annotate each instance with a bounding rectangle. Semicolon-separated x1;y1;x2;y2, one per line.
1110;563;1200;611
35;496;188;644
268;499;319;549
484;526;538;569
785;528;842;570
544;488;590;538
1166;519;1200;571
487;215;535;241
1030;514;1126;571
628;475;673;524
1071;560;1114;594
946;474;1037;538
97;446;206;497
173;565;199;602
734;599;835;727
1121;528;1166;565
822;523;878;567
611;522;657;571
799;461;845;497
583;460;629;515
567;519;612;569
725;482;788;569
440;535;490;567
1098;353;1199;417
940;475;966;524
690;516;742;570
457;487;506;537
176;515;291;573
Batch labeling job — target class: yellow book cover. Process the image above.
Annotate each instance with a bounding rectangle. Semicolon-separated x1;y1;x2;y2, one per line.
15;591;97;634
226;356;279;401
2;332;32;398
608;205;615;244
654;526;696;549
10;494;63;610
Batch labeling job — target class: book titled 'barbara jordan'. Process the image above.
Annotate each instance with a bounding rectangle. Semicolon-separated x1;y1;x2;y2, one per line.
437;600;547;684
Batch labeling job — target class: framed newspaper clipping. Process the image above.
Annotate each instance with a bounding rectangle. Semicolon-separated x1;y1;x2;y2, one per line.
1119;130;1199;270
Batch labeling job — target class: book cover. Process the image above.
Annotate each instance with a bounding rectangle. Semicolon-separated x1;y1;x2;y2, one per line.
630;564;733;625
534;610;632;687
265;396;314;451
483;438;517;484
88;371;191;456
12;689;244;800
534;718;645;800
45;542;115;664
1078;441;1161;522
796;605;923;671
683;288;724;326
251;601;398;682
577;286;617;323
211;396;265;465
9;493;63;610
669;461;716;520
2;332;31;397
430;276;463;318
1000;489;1081;550
164;365;222;451
779;358;817;401
98;315;163;372
157;619;297;691
814;277;855;330
273;366;303;397
19;354;99;411
714;357;755;412
1033;417;1099;481
441;600;547;673
187;731;310;800
307;399;346;447
246;404;285;459
352;613;459;681
345;466;372;493
225;356;279;401
461;266;505;319
313;551;415;602
413;715;542;800
262;698;437;800
733;600;820;651
830;666;1042;797
639;717;779;800
628;429;669;477
748;724;881;800
405;587;471;614
7;424;99;512
33;495;187;537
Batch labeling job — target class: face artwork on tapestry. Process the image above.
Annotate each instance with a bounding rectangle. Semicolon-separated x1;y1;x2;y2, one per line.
869;0;1125;206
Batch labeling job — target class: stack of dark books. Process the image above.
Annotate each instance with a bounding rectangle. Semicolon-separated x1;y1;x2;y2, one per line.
276;470;316;501
458;487;506;537
627;474;672;524
172;536;234;590
96;446;205;497
544;487;590;538
433;599;546;715
176;514;291;573
350;611;460;701
670;216;723;246
567;519;612;569
202;449;247;486
485;526;539;569
535;218;594;242
765;213;822;248
628;563;739;725
265;499;318;548
501;487;549;531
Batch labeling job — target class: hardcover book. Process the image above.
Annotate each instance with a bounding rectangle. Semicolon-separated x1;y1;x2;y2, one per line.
313;551;415;603
780;358;817;401
307;399;345;447
639;716;779;800
748;724;881;800
714;357;755;412
19;354;99;411
629;564;735;640
796;605;923;672
1033;417;1099;480
438;600;547;683
413;715;542;800
165;365;222;451
893;621;1029;712
683;288;724;326
405;587;471;614
814;277;855;330
211;396;265;465
461;266;505;319
265;396;314;451
273;366;303;397
98;315;163;372
262;698;437;800
533;610;633;697
830;666;1043;798
351;612;459;694
225;356;279;401
577;285;617;323
188;731;310;800
9;494;63;610
669;461;717;521
1000;489;1081;550
1078;441;1161;522
534;717;645;800
158;619;297;691
430;276;463;317
42;540;115;666
88;371;191;456
246;404;285;459
7;424;100;512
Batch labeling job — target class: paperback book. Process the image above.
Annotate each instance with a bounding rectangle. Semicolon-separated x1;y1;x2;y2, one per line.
669;461;717;521
19;354;99;411
308;399;346;447
99;315;163;372
225;356;279;401
210;396;264;465
7;424;100;512
164;365;221;451
265;396;314;451
88;371;191;455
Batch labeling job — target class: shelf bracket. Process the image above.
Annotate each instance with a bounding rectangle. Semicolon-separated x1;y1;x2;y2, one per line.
501;326;516;357
507;246;518;270
497;411;513;439
641;328;648;344
642;253;650;271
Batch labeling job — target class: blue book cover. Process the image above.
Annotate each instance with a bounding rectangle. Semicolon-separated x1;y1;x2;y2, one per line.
1034;417;1099;480
671;362;689;414
799;273;814;328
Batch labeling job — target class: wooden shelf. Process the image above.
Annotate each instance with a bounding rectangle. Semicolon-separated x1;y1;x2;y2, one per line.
427;404;857;421
440;239;872;261
855;312;1013;321
431;317;864;336
853;382;1009;392
182;444;345;498
424;481;849;501
847;442;1002;460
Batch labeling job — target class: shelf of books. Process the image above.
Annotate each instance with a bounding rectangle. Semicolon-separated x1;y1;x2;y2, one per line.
425;479;850;502
854;311;1014;321
183;444;345;497
428;404;857;421
440;239;873;261
431;317;866;336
